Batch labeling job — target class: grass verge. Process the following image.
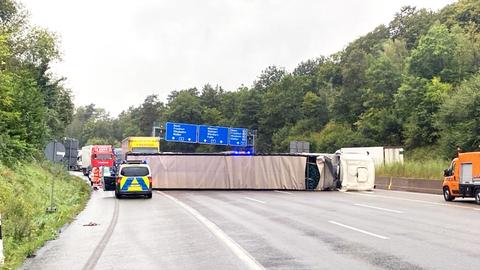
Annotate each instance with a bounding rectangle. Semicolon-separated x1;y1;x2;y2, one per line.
0;161;90;269
376;159;450;180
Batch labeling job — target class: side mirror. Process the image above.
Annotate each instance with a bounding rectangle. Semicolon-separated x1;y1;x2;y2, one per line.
443;169;448;177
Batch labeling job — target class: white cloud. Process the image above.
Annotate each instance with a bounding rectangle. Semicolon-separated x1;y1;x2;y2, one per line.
21;0;456;116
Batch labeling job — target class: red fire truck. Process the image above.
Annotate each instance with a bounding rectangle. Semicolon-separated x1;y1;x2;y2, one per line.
81;145;115;176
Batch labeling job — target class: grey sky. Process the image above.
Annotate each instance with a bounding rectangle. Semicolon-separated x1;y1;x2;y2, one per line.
22;0;455;116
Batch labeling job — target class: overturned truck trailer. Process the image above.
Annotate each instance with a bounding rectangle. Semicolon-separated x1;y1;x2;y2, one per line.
126;153;374;191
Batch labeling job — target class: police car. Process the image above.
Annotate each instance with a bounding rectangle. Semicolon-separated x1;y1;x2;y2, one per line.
103;161;153;199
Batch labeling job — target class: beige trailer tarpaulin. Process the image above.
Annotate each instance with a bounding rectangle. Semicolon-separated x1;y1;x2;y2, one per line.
128;155;307;189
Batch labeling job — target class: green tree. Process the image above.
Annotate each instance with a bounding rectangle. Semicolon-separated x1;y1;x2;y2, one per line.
65;105;111;145
439;0;480;32
301;91;328;130
201;107;223;125
199;84;224;109
167;90;202;124
331;48;369;124
310;122;374;153
408;23;476;83
389;6;436;49
136;95;165;135
293;57;324;77
253;66;286;92
233;87;262;129
437;73;480;157
396;76;452;148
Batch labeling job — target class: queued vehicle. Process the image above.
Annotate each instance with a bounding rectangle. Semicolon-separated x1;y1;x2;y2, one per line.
121;137;160;155
76;151;82;171
81;145;115;176
102;160;153;199
443;152;480;204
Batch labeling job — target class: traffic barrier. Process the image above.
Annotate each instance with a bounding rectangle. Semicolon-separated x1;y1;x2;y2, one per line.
1;213;4;267
375;176;443;194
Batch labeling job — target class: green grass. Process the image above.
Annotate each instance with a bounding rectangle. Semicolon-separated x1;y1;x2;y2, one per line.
376;159;450;180
0;162;90;269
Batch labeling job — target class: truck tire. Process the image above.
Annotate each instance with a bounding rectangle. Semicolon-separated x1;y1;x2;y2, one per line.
443;187;455;201
475;189;480;205
146;193;152;199
115;190;121;199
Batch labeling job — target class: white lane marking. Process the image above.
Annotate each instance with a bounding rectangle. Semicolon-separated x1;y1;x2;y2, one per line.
347;192;480;211
274;190;292;195
244;197;266;204
376;189;439;197
328;220;389;240
158;191;264;270
354;203;404;214
347;192;376;197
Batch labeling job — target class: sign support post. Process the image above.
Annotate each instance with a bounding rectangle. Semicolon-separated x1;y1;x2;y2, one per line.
47;141;57;213
44;140;65;213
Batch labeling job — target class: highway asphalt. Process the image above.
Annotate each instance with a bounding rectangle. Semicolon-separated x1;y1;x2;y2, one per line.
22;173;480;270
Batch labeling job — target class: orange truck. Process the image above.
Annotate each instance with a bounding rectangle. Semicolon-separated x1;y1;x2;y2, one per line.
443;152;480;204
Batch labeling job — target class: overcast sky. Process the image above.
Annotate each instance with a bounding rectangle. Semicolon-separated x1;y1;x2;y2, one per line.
21;0;455;116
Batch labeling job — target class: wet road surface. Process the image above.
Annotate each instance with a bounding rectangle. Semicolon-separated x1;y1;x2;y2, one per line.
22;173;480;270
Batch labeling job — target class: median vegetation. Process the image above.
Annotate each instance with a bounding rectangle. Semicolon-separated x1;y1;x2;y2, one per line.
0;162;90;269
376;147;450;180
376;159;449;180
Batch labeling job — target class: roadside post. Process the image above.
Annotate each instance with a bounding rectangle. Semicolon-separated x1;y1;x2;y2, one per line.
44;140;66;213
1;213;4;266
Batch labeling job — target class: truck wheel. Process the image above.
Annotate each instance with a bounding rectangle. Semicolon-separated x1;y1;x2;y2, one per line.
146;193;152;199
443;187;454;201
475;189;480;205
115;191;121;199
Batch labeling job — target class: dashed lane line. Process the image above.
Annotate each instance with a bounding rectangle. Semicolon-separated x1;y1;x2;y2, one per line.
328;220;389;240
158;191;264;270
244;197;266;204
273;190;293;195
346;192;480;211
354;203;404;214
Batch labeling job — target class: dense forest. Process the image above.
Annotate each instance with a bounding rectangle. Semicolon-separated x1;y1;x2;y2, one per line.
0;0;74;163
2;0;480;163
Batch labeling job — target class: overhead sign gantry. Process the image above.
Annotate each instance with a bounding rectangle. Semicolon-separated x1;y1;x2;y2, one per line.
165;122;251;147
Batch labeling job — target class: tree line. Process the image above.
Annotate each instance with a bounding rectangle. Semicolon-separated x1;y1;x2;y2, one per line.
2;0;479;162
0;0;74;163
69;0;480;158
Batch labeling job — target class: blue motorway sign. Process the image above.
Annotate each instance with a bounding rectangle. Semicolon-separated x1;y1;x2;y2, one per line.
229;128;248;146
198;125;229;145
165;122;198;143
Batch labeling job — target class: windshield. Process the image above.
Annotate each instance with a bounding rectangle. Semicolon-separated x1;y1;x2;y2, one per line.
102;167;111;176
131;147;158;153
120;166;149;176
94;154;112;160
